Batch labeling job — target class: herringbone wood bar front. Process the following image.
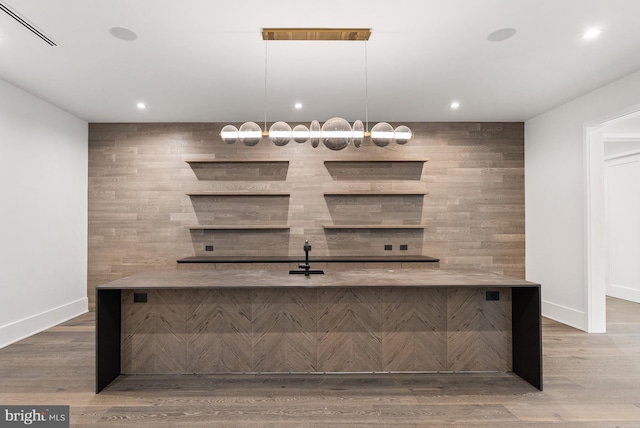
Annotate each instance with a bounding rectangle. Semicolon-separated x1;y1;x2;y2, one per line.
119;286;512;375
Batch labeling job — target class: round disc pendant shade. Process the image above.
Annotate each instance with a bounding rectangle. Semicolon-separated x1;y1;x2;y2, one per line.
238;122;262;146
310;120;321;148
394;125;412;145
292;124;310;143
268;121;292;146
352;120;365;148
321;117;352;151
371;122;394;147
220;125;239;144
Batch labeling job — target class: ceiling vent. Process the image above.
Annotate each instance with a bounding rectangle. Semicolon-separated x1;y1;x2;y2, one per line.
0;2;57;46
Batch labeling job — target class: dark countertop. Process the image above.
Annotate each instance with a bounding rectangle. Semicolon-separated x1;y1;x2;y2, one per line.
177;255;440;263
97;268;538;290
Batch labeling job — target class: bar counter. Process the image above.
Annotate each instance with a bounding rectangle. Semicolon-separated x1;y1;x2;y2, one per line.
96;268;541;392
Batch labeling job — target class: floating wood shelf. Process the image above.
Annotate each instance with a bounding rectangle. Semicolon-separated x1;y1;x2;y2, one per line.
323;159;428;163
186;192;290;197
324;191;429;196
185;159;289;164
323;159;427;182
323;225;425;229
186;225;291;230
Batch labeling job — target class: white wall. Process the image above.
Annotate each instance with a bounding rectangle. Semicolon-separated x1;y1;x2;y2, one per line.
605;153;640;303
0;78;88;348
526;69;640;332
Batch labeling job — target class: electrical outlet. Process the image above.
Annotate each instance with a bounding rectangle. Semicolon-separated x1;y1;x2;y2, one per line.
205;245;214;252
400;244;408;251
486;291;500;301
384;244;392;251
133;293;148;303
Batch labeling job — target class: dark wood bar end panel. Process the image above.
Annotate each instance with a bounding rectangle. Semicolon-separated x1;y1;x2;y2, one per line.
512;286;543;390
95;289;121;393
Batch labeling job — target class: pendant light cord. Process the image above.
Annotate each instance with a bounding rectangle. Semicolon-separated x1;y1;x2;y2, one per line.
364;41;369;133
264;40;268;133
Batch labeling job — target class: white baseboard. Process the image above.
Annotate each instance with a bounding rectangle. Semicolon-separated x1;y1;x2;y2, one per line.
542;300;586;331
608;283;640;304
0;298;88;349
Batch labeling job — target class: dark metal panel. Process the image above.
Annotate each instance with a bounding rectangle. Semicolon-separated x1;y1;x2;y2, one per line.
95;289;121;393
512;286;543;390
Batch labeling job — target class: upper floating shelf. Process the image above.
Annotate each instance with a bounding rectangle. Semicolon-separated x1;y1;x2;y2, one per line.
185;159;289;164
185;159;290;182
186;225;291;230
323;225;425;229
323;159;428;164
186;192;290;197
323;191;429;196
324;159;427;181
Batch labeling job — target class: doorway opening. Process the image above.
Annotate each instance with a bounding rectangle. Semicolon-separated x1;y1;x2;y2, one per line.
586;109;640;333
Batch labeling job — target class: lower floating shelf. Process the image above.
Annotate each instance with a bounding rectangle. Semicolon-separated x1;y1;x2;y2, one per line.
323;225;425;229
186;225;290;230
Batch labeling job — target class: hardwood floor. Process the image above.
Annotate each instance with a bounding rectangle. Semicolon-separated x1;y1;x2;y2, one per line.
1;297;639;427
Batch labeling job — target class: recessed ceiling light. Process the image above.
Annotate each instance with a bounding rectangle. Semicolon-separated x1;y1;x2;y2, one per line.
109;27;138;41
487;28;517;42
294;102;303;110
582;28;602;39
136;102;146;109
450;101;460;110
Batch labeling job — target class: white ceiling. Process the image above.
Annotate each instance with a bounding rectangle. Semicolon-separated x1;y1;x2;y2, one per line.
2;0;640;123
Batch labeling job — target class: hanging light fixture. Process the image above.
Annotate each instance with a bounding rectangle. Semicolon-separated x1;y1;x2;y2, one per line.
220;28;412;150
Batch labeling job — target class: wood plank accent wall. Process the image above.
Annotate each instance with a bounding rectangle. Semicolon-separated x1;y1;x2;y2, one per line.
88;122;524;309
120;287;512;374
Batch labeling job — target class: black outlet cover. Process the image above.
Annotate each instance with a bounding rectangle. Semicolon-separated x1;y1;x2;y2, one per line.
400;244;408;251
384;244;392;251
205;245;214;252
133;293;147;303
486;291;500;301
